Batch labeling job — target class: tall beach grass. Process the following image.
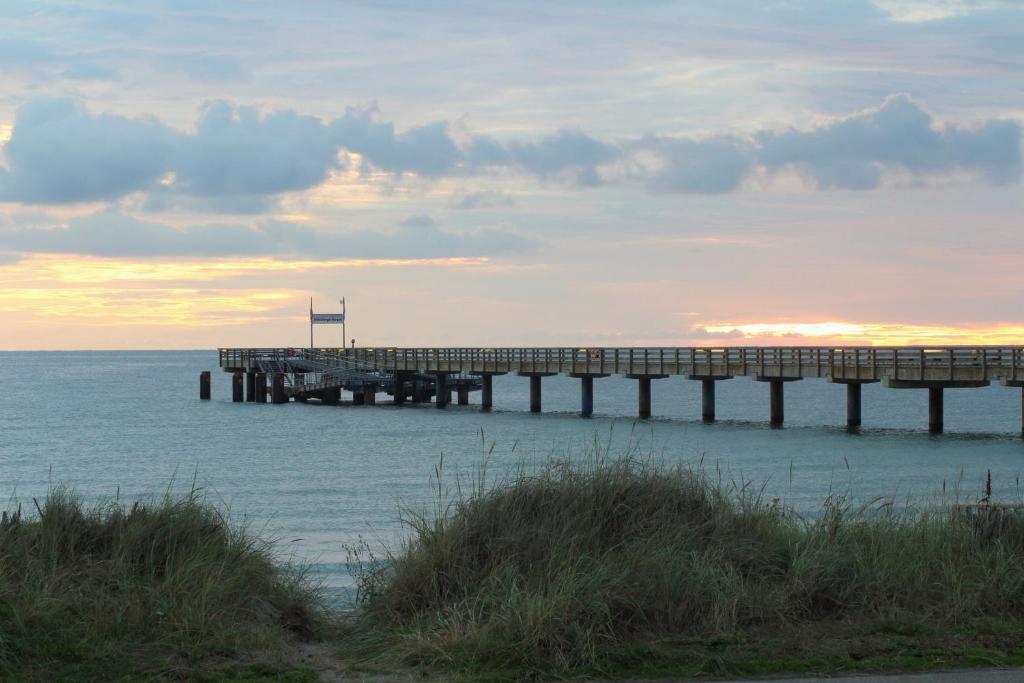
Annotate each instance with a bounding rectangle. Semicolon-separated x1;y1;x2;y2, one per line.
0;484;323;680
345;450;1024;675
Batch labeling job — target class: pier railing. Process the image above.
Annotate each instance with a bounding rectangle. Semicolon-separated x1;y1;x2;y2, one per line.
219;346;1024;383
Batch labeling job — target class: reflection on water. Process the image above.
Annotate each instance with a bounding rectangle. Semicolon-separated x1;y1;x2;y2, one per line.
1;351;1022;592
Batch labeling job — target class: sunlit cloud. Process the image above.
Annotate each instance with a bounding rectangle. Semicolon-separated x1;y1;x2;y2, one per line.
698;321;1024;346
0;254;491;285
0;286;298;327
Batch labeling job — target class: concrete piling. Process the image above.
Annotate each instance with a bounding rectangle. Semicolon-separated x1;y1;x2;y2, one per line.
846;382;862;429
929;387;944;434
769;380;784;427
199;371;211;400
457;385;469;405
254;372;267;403
529;375;542;413
246;372;257;402
581;376;594;417
701;379;715;423
638;377;652;419
365;384;376;405
393;372;406;406
271;373;286;404
481;375;493;411
435;374;449;408
322;386;340;405
232;371;244;402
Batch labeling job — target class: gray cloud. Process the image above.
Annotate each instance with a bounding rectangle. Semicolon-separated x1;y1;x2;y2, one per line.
330;106;460;177
0;211;533;260
506;130;621;183
0;98;176;203
173;101;340;196
635;136;755;194
757;94;1021;189
451;191;517;209
0;96;1019;208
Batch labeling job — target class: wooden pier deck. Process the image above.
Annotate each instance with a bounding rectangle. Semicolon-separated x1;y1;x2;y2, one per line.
215;346;1024;434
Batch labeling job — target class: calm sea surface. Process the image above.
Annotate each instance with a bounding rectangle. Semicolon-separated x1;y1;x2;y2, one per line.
2;351;1023;596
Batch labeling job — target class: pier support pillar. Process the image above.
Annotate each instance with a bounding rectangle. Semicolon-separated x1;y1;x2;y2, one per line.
412;379;427;403
756;376;801;428
530;375;542;413
581;376;594;417
626;374;667;419
702;379;715;423
884;379;988;434
271;373;286;404
831;379;877;430
481;374;493;411
770;380;784;427
393;372;407;406
232;371;244;402
199;371;211;400
365;384;377;405
569;373;607;418
457;384;470;406
638;377;651;418
519;373;555;414
687;375;733;423
847;383;862;429
322;386;340;405
246;372;257;402
254;372;267;403
435;373;449;408
929;387;943;434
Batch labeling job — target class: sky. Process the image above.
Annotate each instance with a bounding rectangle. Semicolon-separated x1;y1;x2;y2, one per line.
0;0;1022;350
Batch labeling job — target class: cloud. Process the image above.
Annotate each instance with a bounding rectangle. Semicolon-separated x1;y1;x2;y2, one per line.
0;96;1019;208
757;95;1021;189
330;105;460;177
0;211;534;260
0;98;176;203
173;101;341;196
451;191;517;209
506;130;621;184
633;135;755;194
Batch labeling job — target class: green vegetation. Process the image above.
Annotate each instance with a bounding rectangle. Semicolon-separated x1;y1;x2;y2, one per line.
7;458;1024;681
0;486;324;681
342;456;1024;680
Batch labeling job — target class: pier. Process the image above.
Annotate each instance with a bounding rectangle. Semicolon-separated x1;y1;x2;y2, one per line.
214;346;1024;434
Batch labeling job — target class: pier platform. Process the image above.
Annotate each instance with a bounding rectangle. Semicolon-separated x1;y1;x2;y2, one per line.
215;346;1024;434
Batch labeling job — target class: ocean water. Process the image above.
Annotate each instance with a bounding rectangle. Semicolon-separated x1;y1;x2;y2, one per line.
1;350;1022;595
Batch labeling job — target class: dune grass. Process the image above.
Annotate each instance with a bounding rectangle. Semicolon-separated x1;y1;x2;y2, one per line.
343;454;1024;679
0;485;324;681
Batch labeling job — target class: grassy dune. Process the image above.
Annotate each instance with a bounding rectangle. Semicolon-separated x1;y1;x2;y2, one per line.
6;459;1024;681
344;456;1024;680
0;486;323;681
